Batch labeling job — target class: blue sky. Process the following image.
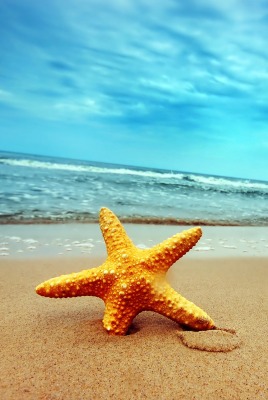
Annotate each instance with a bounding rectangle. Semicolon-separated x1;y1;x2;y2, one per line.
0;0;268;181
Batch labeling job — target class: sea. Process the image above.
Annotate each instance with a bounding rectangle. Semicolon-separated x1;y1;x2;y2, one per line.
0;151;267;226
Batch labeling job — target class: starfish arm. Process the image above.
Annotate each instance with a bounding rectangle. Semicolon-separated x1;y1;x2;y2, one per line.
102;299;139;335
149;284;215;330
147;227;202;273
36;264;113;300
99;207;134;255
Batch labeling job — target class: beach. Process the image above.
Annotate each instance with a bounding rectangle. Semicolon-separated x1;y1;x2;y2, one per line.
0;224;267;399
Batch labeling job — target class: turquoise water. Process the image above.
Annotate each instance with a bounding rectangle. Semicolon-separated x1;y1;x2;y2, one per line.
0;151;267;225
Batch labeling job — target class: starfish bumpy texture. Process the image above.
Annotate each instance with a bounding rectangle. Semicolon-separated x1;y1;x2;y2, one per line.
36;208;215;335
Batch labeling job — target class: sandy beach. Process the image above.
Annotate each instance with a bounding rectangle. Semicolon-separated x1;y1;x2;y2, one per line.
0;225;268;399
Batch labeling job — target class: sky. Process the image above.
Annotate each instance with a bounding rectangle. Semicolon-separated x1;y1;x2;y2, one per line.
0;0;268;181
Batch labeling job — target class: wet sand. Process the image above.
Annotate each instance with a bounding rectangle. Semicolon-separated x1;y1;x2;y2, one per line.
1;224;268;259
0;225;268;399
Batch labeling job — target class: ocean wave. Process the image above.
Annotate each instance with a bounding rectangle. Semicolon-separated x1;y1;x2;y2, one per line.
1;156;268;193
184;174;268;191
0;157;185;180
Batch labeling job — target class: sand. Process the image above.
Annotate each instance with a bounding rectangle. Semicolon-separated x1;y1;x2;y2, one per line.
1;224;268;259
0;226;268;399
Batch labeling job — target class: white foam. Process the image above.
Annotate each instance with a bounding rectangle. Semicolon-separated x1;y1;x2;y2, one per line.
187;174;268;191
24;239;38;244
7;236;21;241
0;247;9;251
194;246;214;251
74;242;94;248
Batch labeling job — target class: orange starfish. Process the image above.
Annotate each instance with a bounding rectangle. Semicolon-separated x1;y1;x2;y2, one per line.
36;207;215;335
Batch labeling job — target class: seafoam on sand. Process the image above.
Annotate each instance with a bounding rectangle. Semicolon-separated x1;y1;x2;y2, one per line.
0;225;268;259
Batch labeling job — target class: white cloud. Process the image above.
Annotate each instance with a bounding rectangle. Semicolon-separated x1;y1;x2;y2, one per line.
53;97;123;119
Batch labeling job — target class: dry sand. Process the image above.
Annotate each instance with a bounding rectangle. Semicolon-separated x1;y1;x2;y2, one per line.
1;251;267;399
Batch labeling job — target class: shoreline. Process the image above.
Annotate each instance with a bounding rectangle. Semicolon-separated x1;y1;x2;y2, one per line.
1;223;268;259
1;216;267;226
1;254;267;399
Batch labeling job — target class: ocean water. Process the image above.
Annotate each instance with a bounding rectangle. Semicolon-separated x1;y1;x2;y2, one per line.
0;151;267;226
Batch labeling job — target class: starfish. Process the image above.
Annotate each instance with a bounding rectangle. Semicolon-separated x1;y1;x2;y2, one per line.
36;207;215;335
